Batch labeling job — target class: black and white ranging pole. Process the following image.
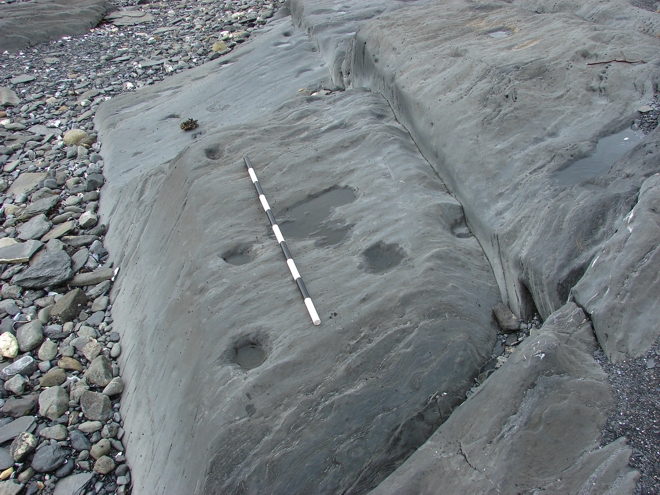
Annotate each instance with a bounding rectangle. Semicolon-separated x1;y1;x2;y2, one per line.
243;155;321;326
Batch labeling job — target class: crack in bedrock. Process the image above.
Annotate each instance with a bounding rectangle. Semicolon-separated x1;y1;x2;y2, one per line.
288;5;498;297
332;25;619;324
335;42;515;314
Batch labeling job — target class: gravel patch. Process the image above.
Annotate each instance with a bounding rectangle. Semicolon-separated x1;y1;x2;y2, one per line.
0;0;282;493
479;302;659;495
466;310;542;398
597;339;660;495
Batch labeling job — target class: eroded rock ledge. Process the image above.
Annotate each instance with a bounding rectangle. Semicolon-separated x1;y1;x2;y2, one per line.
96;20;500;493
371;303;638;494
93;0;660;493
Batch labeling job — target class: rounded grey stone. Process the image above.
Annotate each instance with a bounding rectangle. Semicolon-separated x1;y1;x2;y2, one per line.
83;355;113;387
38;386;68;420
102;377;123;397
16;320;43;352
90;438;110;460
93;455;115;475
70;429;91;451
37;339;58;361
31;440;68;473
80;391;112;421
39;424;67;441
4;374;27;395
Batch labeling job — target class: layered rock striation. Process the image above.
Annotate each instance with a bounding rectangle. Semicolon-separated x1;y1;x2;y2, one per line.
92;0;660;493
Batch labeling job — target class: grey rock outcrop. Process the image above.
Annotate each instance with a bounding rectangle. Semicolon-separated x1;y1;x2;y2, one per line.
324;0;660;361
95;17;501;492
370;303;638;493
91;0;660;493
573;173;660;360
0;0;114;52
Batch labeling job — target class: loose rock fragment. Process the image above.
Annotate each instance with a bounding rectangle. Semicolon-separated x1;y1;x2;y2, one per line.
17;214;51;241
69;430;91;451
0;450;13;471
492;303;520;332
93;455;115;475
11;250;73;289
31;440;68;473
0;240;42;264
16;320;43;352
68;268;114;287
50;288;87;322
102;377;124;397
84;355;113;387
18;195;60;221
0;333;19;359
57;357;83;372
52;473;93;495
39;424;67;441
37;339;58;361
4;375;28;396
9;431;36;461
38;386;68;420
1;394;38;418
62;129;88;146
90;438;110;460
0;356;36;380
39;368;66;388
0;480;22;495
80;391;112;421
0;417;35;444
0;88;20;107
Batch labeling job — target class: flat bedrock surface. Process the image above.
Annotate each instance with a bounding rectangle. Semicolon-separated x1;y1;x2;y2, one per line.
96;17;500;494
0;0;114;52
93;0;660;493
291;0;660;361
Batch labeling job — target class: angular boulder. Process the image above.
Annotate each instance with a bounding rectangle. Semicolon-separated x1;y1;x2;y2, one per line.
50;289;88;323
11;250;74;289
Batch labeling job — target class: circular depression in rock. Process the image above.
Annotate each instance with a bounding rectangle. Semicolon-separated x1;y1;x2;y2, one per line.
221;244;253;266
361;241;405;273
234;342;266;370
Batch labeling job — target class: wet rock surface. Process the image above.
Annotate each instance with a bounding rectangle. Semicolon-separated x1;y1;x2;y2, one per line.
97;58;501;493
96;0;659;493
2;0;658;493
329;0;660;337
